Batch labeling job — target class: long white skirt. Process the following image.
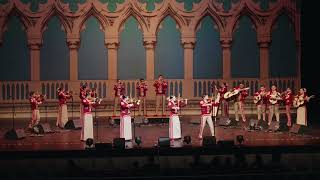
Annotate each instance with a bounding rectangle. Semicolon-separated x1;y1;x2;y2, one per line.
56;104;68;128
296;106;307;126
120;115;132;140
169;115;181;139
81;113;94;141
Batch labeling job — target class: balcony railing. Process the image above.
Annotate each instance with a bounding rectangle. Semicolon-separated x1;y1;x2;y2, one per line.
0;78;299;103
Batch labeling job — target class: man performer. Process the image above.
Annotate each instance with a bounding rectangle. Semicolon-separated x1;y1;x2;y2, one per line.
28;91;45;129
253;85;268;122
215;82;229;118
56;88;72;128
136;78;148;116
232;83;248;122
266;85;282;125
198;95;219;139
113;79;125;116
167;95;187;141
153;75;168;116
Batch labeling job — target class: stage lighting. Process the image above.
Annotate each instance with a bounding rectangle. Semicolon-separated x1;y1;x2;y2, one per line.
236;135;244;145
86;138;94;148
135;136;142;146
183;136;191;144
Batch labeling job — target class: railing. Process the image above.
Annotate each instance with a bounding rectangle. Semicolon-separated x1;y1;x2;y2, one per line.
0;78;299;103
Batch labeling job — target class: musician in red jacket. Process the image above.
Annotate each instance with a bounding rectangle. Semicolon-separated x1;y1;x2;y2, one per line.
153;75;168;116
266;85;282;125
136;78;148;116
233;83;248;122
56;88;72;128
79;84;88;124
80;92;100;141
253;85;268;122
198;95;219;139
28;91;44;129
215;82;229;118
120;95;140;141
167;95;187;140
113;79;125;116
283;88;293;126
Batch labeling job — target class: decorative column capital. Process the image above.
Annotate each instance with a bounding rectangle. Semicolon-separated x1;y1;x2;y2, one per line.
257;34;271;48
105;42;120;49
220;38;232;48
182;41;195;49
67;38;80;49
143;35;157;49
28;38;42;50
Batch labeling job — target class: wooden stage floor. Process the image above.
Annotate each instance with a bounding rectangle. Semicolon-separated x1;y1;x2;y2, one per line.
1;116;320;155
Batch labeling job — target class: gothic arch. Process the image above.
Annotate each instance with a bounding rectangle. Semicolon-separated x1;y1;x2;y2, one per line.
155;5;186;35
229;6;261;35
75;7;109;36
193;8;225;34
38;7;72;38
115;7;148;34
268;8;297;39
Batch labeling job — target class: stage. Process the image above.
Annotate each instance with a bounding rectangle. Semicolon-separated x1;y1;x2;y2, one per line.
1;116;320;158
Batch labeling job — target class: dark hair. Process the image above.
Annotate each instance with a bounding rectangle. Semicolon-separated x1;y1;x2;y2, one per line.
140;78;144;81
29;91;35;97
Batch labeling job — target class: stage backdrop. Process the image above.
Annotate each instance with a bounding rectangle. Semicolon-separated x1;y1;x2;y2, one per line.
0;0;301;100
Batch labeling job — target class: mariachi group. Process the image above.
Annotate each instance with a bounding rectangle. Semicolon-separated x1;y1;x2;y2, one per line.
28;75;314;143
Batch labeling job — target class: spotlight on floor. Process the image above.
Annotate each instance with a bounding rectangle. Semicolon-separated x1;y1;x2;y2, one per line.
135;136;142;147
236;135;244;145
183;136;191;145
86;138;94;149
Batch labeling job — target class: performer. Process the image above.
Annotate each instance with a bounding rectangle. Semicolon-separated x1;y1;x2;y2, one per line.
120;95;140;141
154;75;168;116
80;91;101;141
253;85;268;122
266;85;282;125
136;78;148;116
198;95;219;139
113;79;125;116
232;83;248;122
294;88;314;126
79;84;88;124
282;88;293;126
167;95;187;140
215;82;229;118
28;91;45;129
56;88;72;128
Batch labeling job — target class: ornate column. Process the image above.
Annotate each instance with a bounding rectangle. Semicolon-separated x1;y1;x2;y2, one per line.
181;35;195;99
143;36;156;81
28;38;42;81
67;38;80;81
296;40;301;91
258;39;270;87
221;38;232;81
105;42;119;80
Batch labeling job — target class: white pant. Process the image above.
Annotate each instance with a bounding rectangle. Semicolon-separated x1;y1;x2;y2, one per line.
56;104;68;128
81;113;93;141
199;115;215;138
120;115;132;140
169;115;181;139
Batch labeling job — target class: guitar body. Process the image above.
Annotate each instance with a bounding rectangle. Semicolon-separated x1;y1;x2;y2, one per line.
253;95;261;104
269;93;281;105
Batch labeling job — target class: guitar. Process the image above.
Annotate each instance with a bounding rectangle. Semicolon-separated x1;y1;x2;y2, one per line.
269;92;282;105
293;95;315;108
253;94;261;104
224;87;250;100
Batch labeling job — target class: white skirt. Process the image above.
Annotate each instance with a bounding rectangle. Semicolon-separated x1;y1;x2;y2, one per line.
169;115;181;139
120;115;132;140
56;104;68;128
296;106;307;126
81;113;94;141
